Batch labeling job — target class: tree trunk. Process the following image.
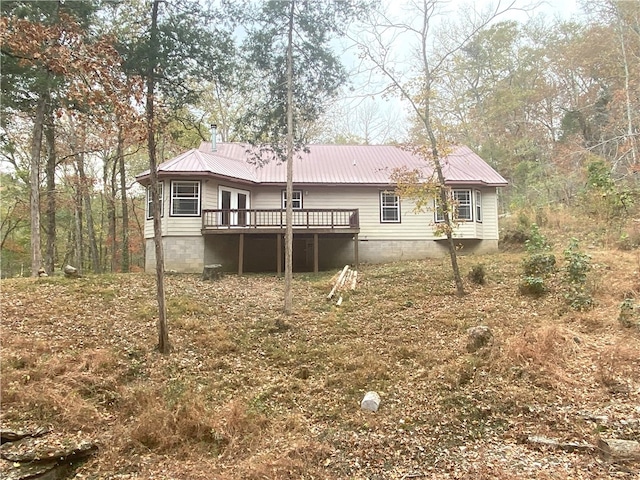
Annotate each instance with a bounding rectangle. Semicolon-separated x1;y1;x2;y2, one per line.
423;85;465;296
118;126;130;272
615;7;638;168
148;0;170;354
418;13;464;296
29;97;45;277
598;438;640;463
283;0;295;316
104;152;117;272
74;171;83;272
44;106;56;274
76;150;101;273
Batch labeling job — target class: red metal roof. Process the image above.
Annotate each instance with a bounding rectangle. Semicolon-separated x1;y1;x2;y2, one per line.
136;142;508;187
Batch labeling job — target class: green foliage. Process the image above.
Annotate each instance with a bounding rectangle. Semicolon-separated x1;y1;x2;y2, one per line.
522;253;556;276
234;0;369;158
618;298;639;328
519;234;594;308
524;224;551;254
519;224;555;296
561;239;593;310
116;0;236;111
563;239;590;285
584;159;634;219
468;264;486;285
519;275;547;296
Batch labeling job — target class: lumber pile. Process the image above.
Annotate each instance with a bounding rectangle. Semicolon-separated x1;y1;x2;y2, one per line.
327;265;358;305
598;438;640;464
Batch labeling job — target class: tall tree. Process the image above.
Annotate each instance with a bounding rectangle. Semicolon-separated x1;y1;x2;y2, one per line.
356;0;519;296
2;1;141;274
236;0;368;314
43;99;57;274
118;0;234;351
146;0;169;353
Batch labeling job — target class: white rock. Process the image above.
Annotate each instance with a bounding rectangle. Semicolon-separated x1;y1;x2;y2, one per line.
360;391;381;412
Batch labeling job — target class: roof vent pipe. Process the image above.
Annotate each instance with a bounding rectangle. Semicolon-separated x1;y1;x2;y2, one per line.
210;124;217;152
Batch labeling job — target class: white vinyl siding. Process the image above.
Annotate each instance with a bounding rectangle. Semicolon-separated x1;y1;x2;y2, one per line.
144;181;500;241
171;180;201;216
252;186;430;240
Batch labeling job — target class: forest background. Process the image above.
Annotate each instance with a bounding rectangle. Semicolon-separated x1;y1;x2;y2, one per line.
1;0;638;278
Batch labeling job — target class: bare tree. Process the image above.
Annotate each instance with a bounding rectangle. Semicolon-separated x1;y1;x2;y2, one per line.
29;97;45;277
322;97;404;144
355;0;518;296
147;0;170;353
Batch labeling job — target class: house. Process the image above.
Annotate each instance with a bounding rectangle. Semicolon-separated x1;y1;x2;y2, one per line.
135;141;507;274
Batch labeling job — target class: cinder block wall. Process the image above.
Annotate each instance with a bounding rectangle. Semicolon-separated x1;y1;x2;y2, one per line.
145;237;204;273
357;239;448;264
146;236;500;273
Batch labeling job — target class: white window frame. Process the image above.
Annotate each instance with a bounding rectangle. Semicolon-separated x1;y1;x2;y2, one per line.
146;181;163;219
380;190;400;223
475;190;482;223
282;190;303;209
170;180;201;216
435;188;473;222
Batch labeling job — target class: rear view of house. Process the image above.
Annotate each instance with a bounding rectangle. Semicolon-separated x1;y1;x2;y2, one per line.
135;142;507;274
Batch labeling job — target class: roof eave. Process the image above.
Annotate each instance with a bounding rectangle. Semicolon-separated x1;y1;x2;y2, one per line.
136;171;258;186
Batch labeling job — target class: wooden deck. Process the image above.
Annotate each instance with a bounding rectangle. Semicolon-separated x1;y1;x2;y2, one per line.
202;208;359;234
201;209;360;275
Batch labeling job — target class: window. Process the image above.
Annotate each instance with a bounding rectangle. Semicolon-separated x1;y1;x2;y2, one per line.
171;181;200;216
282;190;303;209
146;182;163;219
435;188;472;222
475;190;482;223
455;189;472;221
380;191;400;223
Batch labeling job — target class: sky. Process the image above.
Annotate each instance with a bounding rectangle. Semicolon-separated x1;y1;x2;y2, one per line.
331;0;584;144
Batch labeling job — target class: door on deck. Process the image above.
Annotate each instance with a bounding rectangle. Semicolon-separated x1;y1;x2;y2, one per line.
219;187;250;226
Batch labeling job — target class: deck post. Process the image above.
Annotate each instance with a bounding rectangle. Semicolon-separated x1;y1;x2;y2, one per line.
313;233;319;273
238;233;244;275
354;233;359;270
276;234;282;276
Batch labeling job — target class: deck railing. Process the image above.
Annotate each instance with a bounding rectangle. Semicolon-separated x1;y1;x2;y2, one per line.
202;208;359;230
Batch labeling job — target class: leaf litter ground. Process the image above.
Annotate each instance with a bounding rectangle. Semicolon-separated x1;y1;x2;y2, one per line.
1;251;639;479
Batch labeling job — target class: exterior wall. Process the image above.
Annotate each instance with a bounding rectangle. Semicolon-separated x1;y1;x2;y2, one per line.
145;236;204;273
144;179;248;238
252;185;499;241
143;177;502;272
358;238;448;263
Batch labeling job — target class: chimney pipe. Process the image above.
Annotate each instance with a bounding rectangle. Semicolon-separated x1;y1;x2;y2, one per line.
210;124;217;152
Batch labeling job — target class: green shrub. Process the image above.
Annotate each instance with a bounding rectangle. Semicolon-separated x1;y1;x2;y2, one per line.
522;253;556;276
562;239;593;310
524;223;551;254
468;264;486;285
619;298;639;328
519;275;547;296
519;224;555;297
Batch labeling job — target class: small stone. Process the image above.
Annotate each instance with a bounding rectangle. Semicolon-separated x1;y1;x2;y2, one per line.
63;265;80;278
361;391;381;412
466;325;493;352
